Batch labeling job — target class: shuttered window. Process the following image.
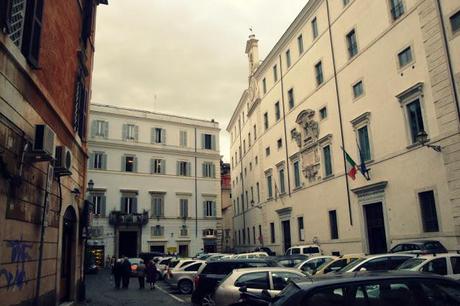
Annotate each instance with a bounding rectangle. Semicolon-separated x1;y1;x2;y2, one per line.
323;145;333;177
122;155;137;172
204;200;216;217
121;196;137;214
92;120;108;138
202;134;216;150
180;199;188;218
151;195;164;218
151;225;164;237
151;159;165;174
92;194;106;217
91;152;107;170
177;161;191;176
123;124;138;141
180;130;187;147
152;127;166;144
202;162;216;178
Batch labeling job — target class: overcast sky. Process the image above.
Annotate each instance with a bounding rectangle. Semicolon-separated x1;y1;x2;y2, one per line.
92;0;308;161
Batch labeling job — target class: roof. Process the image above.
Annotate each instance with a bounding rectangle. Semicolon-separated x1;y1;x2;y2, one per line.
396;240;442;244
362;253;415;259
233;267;306;274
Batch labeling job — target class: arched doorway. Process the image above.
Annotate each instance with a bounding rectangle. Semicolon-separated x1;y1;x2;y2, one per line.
60;206;77;302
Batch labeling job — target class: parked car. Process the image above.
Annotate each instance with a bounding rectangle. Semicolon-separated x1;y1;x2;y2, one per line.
339;253;415;273
214;267;308;306
254;247;276;256
390;240;448;254
398;253;460;280
128;258;144;277
139;251;165;263
284;245;321;257
271;271;460;306
270;255;309;268
157;257;173;279
314;254;363;275
167;260;206;294
165;258;197;279
234;252;269;259
295;256;337;274
191;259;280;305
206;254;227;261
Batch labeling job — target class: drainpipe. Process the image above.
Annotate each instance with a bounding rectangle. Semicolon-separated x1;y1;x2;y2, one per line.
238;118;247;247
195;128;198;238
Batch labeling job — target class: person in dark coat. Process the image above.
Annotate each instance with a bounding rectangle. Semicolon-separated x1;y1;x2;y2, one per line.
137;260;146;289
145;260;158;290
121;257;132;289
113;258;123;289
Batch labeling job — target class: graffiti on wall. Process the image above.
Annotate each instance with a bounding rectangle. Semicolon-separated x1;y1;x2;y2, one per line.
0;237;32;290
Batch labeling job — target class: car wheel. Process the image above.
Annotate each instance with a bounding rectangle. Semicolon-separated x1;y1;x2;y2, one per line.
201;293;216;306
178;279;193;294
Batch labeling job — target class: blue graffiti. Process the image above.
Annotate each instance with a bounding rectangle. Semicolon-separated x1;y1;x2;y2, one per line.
0;237;31;290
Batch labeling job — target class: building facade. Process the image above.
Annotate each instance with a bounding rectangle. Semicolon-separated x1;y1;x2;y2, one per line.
87;104;222;259
228;0;460;256
220;162;234;252
0;0;106;305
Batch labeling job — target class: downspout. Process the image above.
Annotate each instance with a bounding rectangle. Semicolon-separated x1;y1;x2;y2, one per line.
195;128;198;238
326;0;353;225
278;54;292;196
238;118;247;244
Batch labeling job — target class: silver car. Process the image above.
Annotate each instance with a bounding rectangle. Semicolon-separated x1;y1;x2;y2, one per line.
214;267;307;306
167;260;206;294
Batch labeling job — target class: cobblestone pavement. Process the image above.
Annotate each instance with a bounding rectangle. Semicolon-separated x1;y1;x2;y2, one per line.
81;269;192;306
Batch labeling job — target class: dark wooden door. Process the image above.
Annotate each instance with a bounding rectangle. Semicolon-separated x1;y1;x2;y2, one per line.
60;207;76;302
118;231;137;258
282;220;291;253
364;203;387;254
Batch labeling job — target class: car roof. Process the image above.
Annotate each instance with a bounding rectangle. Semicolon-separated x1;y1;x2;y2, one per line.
362;253;415;259
396;240;441;245
412;252;460;259
294;271;450;289
207;258;277;264
233;267;305;274
289;245;320;248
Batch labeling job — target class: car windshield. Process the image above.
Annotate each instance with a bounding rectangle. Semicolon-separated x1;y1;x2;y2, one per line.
169;260;181;268
398;258;427;270
129;258;143;265
303;247;319;254
340;257;367;272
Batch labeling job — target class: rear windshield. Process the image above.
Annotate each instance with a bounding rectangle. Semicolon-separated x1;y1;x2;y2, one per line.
303;247;320;254
169;260;180;268
340;257;367;272
398;258;426;270
159;259;170;265
424;242;444;250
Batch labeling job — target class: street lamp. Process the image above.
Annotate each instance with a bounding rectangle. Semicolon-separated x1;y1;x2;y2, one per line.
416;130;442;152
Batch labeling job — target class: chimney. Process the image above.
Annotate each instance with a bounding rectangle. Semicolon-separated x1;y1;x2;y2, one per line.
245;34;259;75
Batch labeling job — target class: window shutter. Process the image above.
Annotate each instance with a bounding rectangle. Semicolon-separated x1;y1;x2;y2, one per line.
176;161;180;175
185;200;188;217
121;156;125;171
203;201;207;217
187;162;191;176
151;128;155;143
150;159;155;174
122;124;127;140
160;198;164;217
101;195;106;217
161;129;166;144
211;135;216;150
102;153;107;170
120;197;125;213
81;0;94;44
211;164;216;178
201;134;205;149
134;125;139;141
89;153;94;169
161;160;166;174
212;201;216;217
151;196;155;216
133;156;138;172
202;163;206;177
132;197;138;213
22;0;44;68
103;121;109;139
91;121;97;137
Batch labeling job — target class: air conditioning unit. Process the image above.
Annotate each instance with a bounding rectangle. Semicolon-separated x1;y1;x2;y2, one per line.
54;146;72;176
33;124;55;160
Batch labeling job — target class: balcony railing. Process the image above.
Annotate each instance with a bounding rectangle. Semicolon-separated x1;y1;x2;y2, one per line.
109;210;149;226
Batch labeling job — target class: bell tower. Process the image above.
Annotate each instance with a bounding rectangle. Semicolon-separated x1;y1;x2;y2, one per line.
245;34;259;76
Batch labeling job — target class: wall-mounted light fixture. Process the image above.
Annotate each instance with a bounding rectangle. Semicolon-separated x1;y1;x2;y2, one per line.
416;131;442;152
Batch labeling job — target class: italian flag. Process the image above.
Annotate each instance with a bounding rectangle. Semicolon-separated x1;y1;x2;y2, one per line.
342;147;358;180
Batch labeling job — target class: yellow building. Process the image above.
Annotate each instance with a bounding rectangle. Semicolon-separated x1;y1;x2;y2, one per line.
227;0;460;256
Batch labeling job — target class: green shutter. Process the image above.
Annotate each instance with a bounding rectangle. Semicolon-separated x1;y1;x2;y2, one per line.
101;195;106;217
161;129;166;144
176;161;180;175
132;197;138;213
102;153;107;170
121;156;125;171
161;159;166;174
201;134;205;149
133;156;138;172
91;121;97;137
89;153;94;169
134;125;139;141
211;135;216;150
187;162;191;176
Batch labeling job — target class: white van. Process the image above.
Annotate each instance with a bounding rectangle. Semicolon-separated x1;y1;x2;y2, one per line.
285;245;322;256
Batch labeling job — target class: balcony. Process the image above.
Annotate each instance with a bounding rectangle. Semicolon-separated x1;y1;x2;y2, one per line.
109;210;149;226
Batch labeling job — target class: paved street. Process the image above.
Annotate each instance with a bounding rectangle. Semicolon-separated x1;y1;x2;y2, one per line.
81;269;192;306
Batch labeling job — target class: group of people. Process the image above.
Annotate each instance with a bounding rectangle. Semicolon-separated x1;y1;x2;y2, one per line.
110;256;158;290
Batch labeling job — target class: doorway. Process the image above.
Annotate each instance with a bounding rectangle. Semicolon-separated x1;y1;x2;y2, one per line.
178;245;189;257
364;203;387;254
118;231;137;258
60;207;76;302
282;220;291;253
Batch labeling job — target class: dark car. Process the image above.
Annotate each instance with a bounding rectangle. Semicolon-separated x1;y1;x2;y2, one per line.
269;255;309;267
272;271;460;306
390;240;448;254
191;259;280;305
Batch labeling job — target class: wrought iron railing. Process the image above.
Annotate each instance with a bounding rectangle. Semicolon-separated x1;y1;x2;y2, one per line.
109;210;149;226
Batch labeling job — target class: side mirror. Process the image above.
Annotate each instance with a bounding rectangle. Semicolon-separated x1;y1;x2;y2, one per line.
239;286;247;293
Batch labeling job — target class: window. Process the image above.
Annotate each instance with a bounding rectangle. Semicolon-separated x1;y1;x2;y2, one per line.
346;29;358;58
124;124;138;141
151;195;164;218
204;200;216;217
343;0;350;6
180;199;188;218
92;194;106;216
419;190;439;232
319;107;327;120
451;10;460;33
323;145;333;177
123;155;137;172
91;152;106;170
236;197;240;214
265;147;271;156
315;61;324;86
177;161;191;176
298;217;304;241
249;162;252;171
248;133;251;146
421;258;447;275
406;99;425;143
273;65;278;82
267;175;273;198
242;229;246;244
121;195;137;214
275;102;281;121
358;125;372;162
202;162;215;178
288;88;295;109
253;125;257;140
277;138;282;149
243;140;246;154
151;225;164;237
93;120;108;138
270;223;275;243
202;133;216;150
311;17;318;39
151;158;165;174
353;80;364;98
329;210;339;239
297;34;304;54
398;46;413;68
279;168;285;194
255;156;258;165
235;272;269;289
264;112;269;130
451;257;460;274
180;130;187;147
285;49;291;68
252;226;256;244
390;0;405;20
256;182;260;203
152;127;166;144
262;78;267;94
293;161;301;188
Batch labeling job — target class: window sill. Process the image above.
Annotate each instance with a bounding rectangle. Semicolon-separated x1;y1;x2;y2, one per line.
406;142;424;150
322;174;335;181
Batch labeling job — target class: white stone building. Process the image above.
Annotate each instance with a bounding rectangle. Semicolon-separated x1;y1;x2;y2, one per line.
228;0;460;256
87;104;222;259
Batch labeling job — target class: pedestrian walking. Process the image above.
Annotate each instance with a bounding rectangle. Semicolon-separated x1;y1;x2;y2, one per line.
121;257;132;289
137;260;146;289
113;258;123;289
145;260;158;290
